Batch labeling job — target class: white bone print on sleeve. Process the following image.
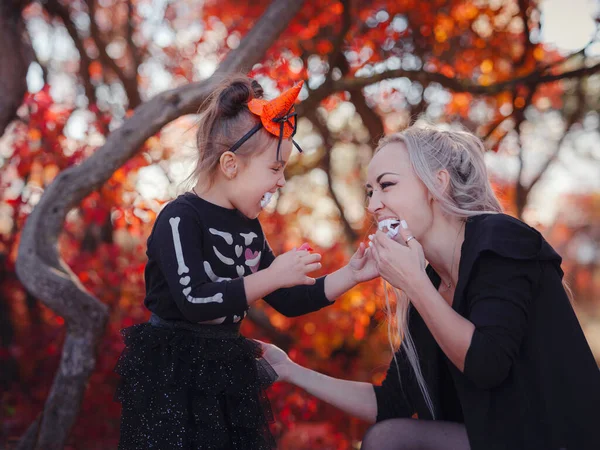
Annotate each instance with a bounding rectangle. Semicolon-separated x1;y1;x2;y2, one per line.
169;217;223;304
169;217;189;276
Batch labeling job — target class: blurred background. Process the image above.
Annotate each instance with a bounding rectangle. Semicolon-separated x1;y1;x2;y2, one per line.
1;0;599;448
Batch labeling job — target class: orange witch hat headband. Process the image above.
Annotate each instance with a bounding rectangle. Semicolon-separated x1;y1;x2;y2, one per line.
229;81;304;161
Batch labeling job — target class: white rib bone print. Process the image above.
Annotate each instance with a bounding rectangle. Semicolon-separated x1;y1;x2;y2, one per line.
209;228;233;244
204;261;232;282
213;246;234;265
169;217;224;304
240;232;258;245
169;223;264;322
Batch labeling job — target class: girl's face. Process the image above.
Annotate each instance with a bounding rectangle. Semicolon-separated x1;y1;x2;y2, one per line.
230;138;292;219
366;142;434;241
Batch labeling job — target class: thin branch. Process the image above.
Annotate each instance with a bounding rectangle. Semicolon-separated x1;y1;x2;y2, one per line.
349;87;385;146
326;0;352;78
86;0;141;108
513;85;537;217
515;0;534;67
306;110;358;243
482;115;510;143
526;81;586;192
339;54;384;146
334;61;600;96
43;0;96;104
125;0;141;83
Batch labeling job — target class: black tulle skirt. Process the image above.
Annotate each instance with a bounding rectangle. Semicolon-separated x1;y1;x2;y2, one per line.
114;314;278;449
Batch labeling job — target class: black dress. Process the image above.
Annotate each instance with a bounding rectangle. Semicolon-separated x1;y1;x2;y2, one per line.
373;213;600;450
115;193;333;449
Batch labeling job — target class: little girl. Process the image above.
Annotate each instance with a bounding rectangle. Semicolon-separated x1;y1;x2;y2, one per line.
115;75;376;449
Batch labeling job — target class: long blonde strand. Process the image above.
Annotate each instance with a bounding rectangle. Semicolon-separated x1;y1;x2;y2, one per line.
383;281;436;419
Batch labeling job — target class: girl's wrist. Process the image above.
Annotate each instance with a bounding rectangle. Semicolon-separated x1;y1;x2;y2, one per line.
262;266;283;291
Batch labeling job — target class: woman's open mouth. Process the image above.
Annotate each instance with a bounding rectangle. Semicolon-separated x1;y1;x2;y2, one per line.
378;218;400;238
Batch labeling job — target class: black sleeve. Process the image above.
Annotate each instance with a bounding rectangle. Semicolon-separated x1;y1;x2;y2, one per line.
149;203;248;322
463;252;538;389
372;350;415;421
258;238;332;317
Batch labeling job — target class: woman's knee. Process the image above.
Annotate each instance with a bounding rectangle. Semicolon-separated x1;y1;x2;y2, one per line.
361;419;469;450
361;418;417;450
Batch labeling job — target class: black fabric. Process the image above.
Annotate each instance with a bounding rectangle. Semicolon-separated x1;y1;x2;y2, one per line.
373;213;600;450
115;321;278;449
116;192;334;449
143;192;332;324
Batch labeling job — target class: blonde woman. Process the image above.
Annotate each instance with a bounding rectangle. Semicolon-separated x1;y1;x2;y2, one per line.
259;126;600;450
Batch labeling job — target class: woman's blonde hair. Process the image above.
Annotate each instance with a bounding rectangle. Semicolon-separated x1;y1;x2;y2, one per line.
377;124;503;419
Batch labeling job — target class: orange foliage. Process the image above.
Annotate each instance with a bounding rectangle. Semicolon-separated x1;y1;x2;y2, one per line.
2;1;596;448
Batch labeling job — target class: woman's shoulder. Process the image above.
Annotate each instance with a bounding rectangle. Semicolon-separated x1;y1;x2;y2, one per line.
465;213;560;263
468;212;536;234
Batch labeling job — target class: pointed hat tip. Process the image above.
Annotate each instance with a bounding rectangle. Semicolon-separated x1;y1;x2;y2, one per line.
265;80;304;116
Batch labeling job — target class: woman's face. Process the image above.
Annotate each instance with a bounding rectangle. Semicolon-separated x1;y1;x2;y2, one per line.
366;141;434;240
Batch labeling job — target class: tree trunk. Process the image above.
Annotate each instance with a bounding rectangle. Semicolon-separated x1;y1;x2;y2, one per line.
14;1;307;448
0;0;33;137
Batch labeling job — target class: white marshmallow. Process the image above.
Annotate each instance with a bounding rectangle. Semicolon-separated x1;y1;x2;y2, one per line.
378;218;401;239
260;192;273;208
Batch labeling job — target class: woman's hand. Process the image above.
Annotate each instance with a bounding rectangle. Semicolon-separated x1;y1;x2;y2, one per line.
369;222;428;298
347;242;379;284
255;340;294;382
268;249;322;288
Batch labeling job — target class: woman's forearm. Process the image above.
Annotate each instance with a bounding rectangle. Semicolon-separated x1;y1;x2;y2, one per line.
410;277;474;372
324;265;358;301
286;362;378;423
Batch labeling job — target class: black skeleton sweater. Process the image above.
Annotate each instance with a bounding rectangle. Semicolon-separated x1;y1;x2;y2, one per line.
143;192;332;324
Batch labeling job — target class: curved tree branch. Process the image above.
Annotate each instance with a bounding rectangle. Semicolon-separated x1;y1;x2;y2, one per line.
334;61;600;96
14;1;307;448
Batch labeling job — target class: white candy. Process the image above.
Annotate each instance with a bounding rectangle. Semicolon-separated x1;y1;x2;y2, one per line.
378;218;401;239
260;192;273;208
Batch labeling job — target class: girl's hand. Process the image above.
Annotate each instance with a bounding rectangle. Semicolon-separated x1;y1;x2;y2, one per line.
255;340;294;382
268;249;322;288
347;242;379;284
369;222;428;298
